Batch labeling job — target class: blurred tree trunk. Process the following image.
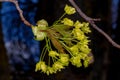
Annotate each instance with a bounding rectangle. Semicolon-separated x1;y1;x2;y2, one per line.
0;25;11;80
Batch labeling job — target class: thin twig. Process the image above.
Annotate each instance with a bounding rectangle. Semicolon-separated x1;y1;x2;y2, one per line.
69;0;120;49
0;0;32;27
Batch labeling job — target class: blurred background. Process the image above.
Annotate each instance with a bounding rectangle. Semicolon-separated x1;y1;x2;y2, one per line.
0;0;120;80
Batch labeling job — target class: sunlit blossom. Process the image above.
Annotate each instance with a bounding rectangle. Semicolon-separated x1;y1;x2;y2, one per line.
61;18;74;26
64;4;76;15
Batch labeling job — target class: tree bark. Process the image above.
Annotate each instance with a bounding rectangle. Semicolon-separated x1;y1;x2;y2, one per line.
0;25;11;80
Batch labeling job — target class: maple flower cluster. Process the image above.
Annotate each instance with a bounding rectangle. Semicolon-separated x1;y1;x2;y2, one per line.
32;4;92;75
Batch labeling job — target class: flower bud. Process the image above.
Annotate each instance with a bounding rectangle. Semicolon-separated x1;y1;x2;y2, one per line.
64;4;76;15
61;18;74;26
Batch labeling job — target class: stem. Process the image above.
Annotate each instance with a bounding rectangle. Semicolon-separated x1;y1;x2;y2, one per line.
54;13;66;25
40;45;47;61
60;41;74;56
48;56;50;66
59;37;79;43
48;39;52;50
0;0;32;27
59;13;66;21
52;57;55;63
45;37;51;51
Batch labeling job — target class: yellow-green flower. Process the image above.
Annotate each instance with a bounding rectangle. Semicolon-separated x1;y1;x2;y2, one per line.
52;61;65;72
70;56;82;67
64;4;76;15
72;28;85;40
81;22;91;33
83;56;92;67
74;20;83;29
32;26;39;35
36;19;48;30
78;44;91;54
35;61;47;73
78;53;87;60
48;51;59;57
69;45;79;56
32;26;46;41
46;66;54;75
83;60;89;68
58;54;69;66
61;18;74;26
34;32;46;41
35;61;41;72
78;38;90;45
40;62;47;73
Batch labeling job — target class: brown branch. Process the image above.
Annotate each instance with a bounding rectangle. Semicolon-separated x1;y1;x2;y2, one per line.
69;0;120;49
0;0;32;27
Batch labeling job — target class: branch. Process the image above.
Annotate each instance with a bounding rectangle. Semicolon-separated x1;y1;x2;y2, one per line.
69;0;120;49
0;0;32;27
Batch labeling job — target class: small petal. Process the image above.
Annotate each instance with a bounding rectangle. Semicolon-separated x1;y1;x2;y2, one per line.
70;56;82;67
61;18;74;26
32;26;47;41
69;45;79;56
34;32;46;41
32;26;39;35
49;51;59;57
35;62;41;72
36;19;48;30
37;19;48;26
52;61;65;72
40;62;47;73
83;56;92;67
35;61;47;73
46;66;54;75
74;20;83;28
64;4;76;15
72;28;85;40
81;22;91;33
78;44;91;54
59;54;69;66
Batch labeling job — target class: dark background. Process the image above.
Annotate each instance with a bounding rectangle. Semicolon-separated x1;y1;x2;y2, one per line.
0;0;120;80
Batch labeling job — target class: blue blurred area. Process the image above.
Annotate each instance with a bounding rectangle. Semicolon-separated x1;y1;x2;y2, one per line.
111;0;120;29
1;0;40;71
